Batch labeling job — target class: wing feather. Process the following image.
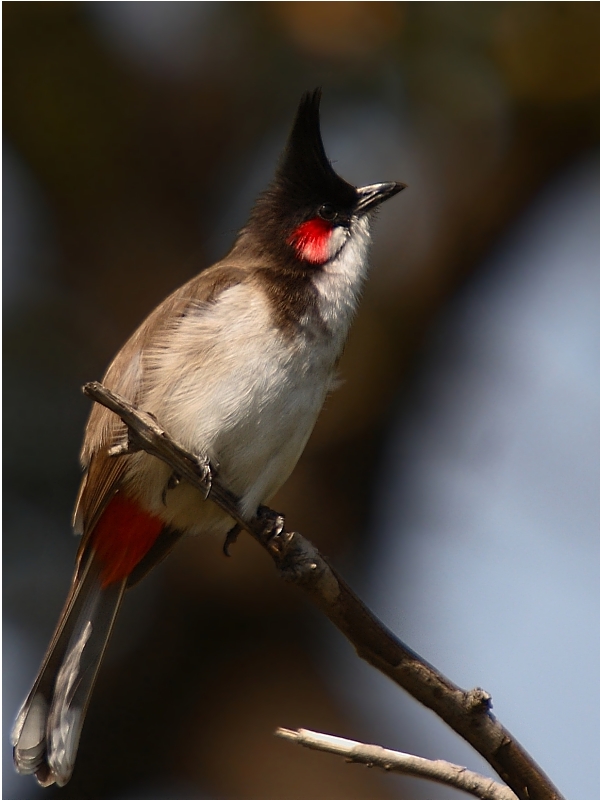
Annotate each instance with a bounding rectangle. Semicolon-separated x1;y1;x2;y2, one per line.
73;262;248;547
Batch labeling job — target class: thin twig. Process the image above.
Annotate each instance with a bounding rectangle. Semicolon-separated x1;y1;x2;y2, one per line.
82;381;565;800
276;728;517;800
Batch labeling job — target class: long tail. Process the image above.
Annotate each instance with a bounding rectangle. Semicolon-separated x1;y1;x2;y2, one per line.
12;553;126;787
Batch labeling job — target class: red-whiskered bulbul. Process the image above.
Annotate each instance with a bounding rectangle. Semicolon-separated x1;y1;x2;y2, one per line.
12;89;405;787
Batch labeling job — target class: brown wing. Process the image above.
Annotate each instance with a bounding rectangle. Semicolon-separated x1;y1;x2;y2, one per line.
73;262;249;555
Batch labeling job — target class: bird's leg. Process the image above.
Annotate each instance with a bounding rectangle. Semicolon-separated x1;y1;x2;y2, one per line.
223;523;242;557
162;472;182;506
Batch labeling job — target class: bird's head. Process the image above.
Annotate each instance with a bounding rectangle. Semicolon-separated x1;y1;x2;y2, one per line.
245;89;405;269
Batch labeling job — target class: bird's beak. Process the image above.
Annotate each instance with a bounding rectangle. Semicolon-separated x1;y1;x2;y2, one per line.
355;181;406;216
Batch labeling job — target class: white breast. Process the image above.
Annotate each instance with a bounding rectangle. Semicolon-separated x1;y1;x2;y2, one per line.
124;283;338;531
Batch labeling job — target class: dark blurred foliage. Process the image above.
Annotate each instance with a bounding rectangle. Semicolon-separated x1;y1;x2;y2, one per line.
3;3;600;799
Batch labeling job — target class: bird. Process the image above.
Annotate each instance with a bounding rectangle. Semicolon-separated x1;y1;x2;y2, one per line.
12;88;405;787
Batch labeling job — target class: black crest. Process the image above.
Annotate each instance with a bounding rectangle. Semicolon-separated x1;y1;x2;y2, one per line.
275;89;357;209
241;90;360;266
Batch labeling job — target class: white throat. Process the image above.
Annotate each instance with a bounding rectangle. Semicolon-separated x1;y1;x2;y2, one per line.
313;215;372;345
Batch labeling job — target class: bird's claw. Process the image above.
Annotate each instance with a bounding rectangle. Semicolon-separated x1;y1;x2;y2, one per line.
197;456;212;498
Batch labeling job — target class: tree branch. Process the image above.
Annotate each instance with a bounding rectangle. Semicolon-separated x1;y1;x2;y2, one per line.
276;727;517;800
82;381;565;800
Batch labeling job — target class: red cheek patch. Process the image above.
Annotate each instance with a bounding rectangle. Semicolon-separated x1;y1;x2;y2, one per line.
288;217;333;264
90;493;164;586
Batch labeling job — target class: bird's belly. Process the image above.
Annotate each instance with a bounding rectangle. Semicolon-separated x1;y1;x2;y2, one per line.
130;363;328;535
213;369;327;507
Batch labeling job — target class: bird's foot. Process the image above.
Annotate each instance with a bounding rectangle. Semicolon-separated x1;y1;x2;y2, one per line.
255;505;287;553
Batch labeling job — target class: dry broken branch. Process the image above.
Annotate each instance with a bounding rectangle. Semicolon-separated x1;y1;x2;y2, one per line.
276;727;517;800
82;381;565;800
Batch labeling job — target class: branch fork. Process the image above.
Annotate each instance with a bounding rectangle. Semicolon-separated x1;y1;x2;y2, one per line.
82;381;565;800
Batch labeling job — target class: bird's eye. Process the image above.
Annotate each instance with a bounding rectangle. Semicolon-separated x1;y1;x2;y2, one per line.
318;203;338;222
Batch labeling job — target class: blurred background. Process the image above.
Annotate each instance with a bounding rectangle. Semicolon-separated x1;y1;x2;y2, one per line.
4;3;600;799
